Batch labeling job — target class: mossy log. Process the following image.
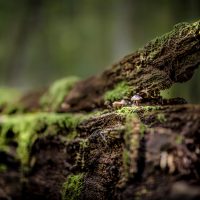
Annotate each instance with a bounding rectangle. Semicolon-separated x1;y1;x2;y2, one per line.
0;20;200;200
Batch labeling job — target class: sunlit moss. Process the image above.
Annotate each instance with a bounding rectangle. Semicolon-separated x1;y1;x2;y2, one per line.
116;106;139;117
0;109;105;167
121;109;147;181
0;112;86;166
104;82;133;102
0;87;20;106
40;76;79;110
144;21;200;61
122;149;130;177
142;106;161;112
117;105;161;116
61;173;84;200
175;135;183;145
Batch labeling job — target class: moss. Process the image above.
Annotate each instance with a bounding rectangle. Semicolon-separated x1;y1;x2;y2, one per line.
122;148;130;178
157;113;167;123
117;106;139;117
140;124;146;137
61;173;84;200
175;135;183;145
104;82;133;102
117;105;161;116
79;139;89;149
0;87;23;114
0;164;7;173
122;114;138;179
136;64;142;72
62;131;77;142
0;112;86;166
142;106;161;112
135;188;149;199
121;108;148;181
144;21;200;61
40;76;79;110
3;103;25;115
0;87;21;106
78;139;89;168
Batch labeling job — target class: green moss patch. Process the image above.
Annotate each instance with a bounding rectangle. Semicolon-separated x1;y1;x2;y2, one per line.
120;108;148;182
122;149;130;178
0;87;20;106
175;135;183;145
0;88;22;114
40;76;79;110
61;173;84;200
117;105;161;117
0;164;7;173
144;21;200;61
0;112;86;166
157;113;167;123
104;82;133;102
117;106;139;116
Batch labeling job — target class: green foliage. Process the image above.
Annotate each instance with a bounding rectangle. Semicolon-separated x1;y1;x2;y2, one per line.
104;82;133;102
61;173;84;200
40;77;79;110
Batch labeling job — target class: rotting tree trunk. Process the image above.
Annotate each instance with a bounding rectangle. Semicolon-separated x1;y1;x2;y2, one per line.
0;20;200;200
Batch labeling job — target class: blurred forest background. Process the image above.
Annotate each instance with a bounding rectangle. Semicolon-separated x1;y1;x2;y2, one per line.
0;0;199;102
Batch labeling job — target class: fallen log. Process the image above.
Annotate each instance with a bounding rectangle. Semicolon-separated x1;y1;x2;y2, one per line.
0;20;200;200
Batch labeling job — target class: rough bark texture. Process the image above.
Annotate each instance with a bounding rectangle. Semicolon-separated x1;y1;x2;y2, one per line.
0;20;200;200
60;21;200;112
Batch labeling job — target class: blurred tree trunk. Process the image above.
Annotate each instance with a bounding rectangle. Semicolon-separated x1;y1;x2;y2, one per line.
6;0;43;86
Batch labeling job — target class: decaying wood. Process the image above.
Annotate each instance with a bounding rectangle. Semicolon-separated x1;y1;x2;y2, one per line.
61;21;200;112
0;20;200;200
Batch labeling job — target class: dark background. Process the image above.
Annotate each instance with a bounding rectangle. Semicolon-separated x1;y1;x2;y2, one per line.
0;0;199;102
